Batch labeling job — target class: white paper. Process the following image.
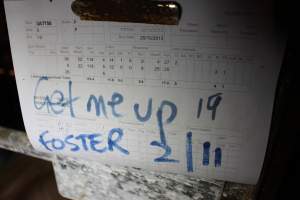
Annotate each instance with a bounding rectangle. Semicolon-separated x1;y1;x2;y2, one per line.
4;0;285;184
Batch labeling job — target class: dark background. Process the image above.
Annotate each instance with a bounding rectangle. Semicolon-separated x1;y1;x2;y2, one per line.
255;1;300;199
0;0;24;131
0;1;65;199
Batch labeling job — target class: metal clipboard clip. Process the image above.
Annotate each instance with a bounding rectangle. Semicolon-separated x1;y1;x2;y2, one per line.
71;0;182;25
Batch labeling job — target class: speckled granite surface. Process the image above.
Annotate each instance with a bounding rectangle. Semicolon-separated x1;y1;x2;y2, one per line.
221;182;255;200
0;127;52;161
54;155;223;200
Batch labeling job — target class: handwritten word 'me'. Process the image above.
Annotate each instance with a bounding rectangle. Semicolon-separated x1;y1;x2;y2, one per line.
87;93;124;118
34;76;79;117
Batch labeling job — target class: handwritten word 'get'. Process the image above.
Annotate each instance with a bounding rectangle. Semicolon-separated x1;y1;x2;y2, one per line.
33;76;79;117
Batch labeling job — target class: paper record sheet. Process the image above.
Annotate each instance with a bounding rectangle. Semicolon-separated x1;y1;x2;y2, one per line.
4;0;286;184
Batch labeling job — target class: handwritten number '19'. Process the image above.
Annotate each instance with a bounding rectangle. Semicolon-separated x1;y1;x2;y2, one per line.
197;93;223;120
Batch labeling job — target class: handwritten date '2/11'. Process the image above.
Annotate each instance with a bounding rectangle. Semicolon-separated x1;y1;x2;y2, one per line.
33;77;223;171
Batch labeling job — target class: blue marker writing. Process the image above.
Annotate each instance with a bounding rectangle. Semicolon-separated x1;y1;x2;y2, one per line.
150;100;179;163
207;93;222;120
186;132;193;172
214;147;222;167
87;95;107;118
197;98;203;119
89;134;107;153
203;141;210;166
133;98;152;122
64;134;80;152
38;129;129;155
34;76;79;118
107;92;124;117
108;128;129;155
39;130;65;151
